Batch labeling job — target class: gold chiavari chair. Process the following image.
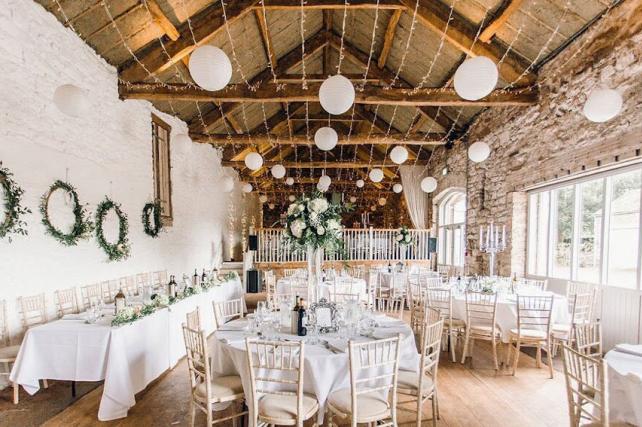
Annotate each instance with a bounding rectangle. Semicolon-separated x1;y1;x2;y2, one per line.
326;335;401;427
407;280;427;335
18;293;48;329
518;278;548;292
152;270;168;288
55;287;79;318
0;300;20;404
461;291;502;370
80;283;103;309
421;276;445;289
213;299;244;328
397;319;444;427
505;295;554;378
436;265;450;279
567;280;596;298
186;307;201;330
374;296;404;320
573;322;602;359
136;272;151;290
119;276;138;297
281;268;300;278
100;279;119;303
245;338;319;426
426;288;464;362
552;293;594;355
182;324;246;426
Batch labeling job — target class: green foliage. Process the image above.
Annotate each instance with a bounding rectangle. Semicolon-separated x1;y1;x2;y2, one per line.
95;197;131;262
0;164;31;242
142;200;162;238
396;226;414;246
40;180;94;246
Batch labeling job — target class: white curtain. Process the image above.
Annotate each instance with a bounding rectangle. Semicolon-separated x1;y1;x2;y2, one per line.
399;166;429;229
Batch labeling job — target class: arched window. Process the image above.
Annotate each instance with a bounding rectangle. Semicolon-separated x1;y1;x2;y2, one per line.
437;191;466;267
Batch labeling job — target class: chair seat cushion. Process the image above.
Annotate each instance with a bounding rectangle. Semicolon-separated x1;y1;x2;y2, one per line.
194;375;243;402
396;370;435;395
258;393;319;424
469;325;501;335
327;388;390;421
0;345;20;361
509;328;548;339
444;318;465;328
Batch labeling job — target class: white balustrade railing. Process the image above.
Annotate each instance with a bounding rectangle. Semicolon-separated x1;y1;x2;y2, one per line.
255;228;433;264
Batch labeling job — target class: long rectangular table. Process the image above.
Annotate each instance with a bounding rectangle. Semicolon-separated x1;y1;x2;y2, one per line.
10;279;243;421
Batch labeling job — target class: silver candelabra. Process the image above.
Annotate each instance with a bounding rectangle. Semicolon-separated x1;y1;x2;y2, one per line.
479;222;506;276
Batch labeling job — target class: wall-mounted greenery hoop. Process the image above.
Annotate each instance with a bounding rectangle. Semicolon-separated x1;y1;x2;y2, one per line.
40;180;94;246
0;164;31;242
95;197;130;262
142;200;162;238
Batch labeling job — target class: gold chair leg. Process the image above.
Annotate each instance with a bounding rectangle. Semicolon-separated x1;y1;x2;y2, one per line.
504;338;513;367
461;330;469;364
431;395;438;427
13;381;19;404
536;345;542;368
546;342;554;379
189;400;196;427
492;338;499;371
512;339;522;376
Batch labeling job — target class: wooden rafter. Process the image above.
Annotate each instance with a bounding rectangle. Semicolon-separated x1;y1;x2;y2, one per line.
378;9;403;69
254;9;278;70
222;160;422;168
143;0;180;41
191;133;445;145
258;0;405;10
479;0;525;43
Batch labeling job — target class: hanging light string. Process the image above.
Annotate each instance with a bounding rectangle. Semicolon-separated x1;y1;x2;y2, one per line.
336;0;350;75
386;0;420;89
299;0;308;89
259;0;279;84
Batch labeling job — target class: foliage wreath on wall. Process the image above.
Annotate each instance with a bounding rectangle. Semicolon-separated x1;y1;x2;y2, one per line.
40;180;94;246
95;197;131;262
0;163;31;242
142;200;162;238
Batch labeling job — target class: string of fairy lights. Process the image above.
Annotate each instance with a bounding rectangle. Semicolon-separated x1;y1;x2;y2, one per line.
50;0;624;217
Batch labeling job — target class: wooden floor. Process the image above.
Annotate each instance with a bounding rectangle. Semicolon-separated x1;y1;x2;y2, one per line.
0;311;569;427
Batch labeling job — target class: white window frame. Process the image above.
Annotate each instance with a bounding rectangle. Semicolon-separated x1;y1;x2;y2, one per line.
437;191;466;267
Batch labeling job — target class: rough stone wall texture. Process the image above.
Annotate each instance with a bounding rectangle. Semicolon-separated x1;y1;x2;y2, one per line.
427;0;642;278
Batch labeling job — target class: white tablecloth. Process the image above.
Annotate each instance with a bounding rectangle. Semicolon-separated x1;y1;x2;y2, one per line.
210;315;419;425
10;279;243;421
451;292;570;343
277;276;368;301
605;347;642;425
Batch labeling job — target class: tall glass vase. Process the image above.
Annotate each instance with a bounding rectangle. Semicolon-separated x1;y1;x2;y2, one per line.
306;246;323;303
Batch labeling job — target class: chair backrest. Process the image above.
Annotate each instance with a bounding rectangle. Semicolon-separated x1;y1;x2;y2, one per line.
119;276;137;296
427;288;453;324
374;296;404;319
519;278;548;292
101;279;119;303
55;287;79;317
567;281;595;298
349;265;365;280
81;283;103;308
268;293;293;309
0;300;9;346
437;265;450;276
421;276;444;289
136;272;150;289
348;336;401;424
18;293;47;329
573;322;602;359
186;307;201;330
561;344;608;426
516;295;553;335
152;270;168;287
213;298;244;327
424;306;441;324
418;319;444;393
569;293;594;324
264;270;277;295
245;338;306;424
465;291;498;329
182;324;212;401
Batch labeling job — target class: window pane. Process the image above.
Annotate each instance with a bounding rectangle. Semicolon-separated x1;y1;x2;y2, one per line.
445;229;453;265
453;227;463;266
607;170;641;288
438;228;445;264
452;197;466;224
552;186;574;279
577;179;604;283
528;192;550;276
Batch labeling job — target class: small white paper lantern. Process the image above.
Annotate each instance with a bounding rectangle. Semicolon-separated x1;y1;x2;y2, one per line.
242;183;253;193
288;195;296;202
319;75;355;115
349;196;357;203
221;176;234;193
370;205;377;212
420;177;437;193
271;164;286;179
356;179;365;188
244;152;263;171
268;203;275;209
389;146;409;165
369;168;384;183
393;183;403;193
53;84;89;118
583;88;623;123
468;141;491;163
314;127;338;151
285;177;295;186
174;133;192;146
259;195;268;203
188;45;232;91
378;197;387;206
318;174;331;190
454;56;498;101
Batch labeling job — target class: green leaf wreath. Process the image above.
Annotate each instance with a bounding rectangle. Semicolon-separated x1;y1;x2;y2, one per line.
40;180;94;246
95;197;131;262
142;200;162;238
0;163;31;242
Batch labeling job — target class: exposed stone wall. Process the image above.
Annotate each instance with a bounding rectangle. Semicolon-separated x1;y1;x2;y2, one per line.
427;0;642;276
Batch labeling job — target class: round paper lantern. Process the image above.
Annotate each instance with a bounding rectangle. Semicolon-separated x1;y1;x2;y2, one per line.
349;196;357;203
369;168;384;183
370;205;376;212
271;164;286;179
53;84;89;118
285;177;295;186
268;203;275;209
288;195;296;202
389;146;409;164
174;133;192;146
378;197;387;206
468;141;491;163
242;183;253;193
188;45;232;91
420;177;437;193
356;179;365;188
583;88;623;123
314;127;338;151
393;183;403;193
318;174;331;190
259;195;268;203
454;56;498;101
221;176;234;193
319;75;355;115
244;152;263;171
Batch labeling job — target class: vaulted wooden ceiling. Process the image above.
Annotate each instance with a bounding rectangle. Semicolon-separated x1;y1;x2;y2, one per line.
39;0;614;195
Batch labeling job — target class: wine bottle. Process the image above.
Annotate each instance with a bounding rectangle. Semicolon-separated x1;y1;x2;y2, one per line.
114;288;126;314
201;269;207;283
192;269;199;287
297;299;307;337
291;296;300;334
168;275;176;298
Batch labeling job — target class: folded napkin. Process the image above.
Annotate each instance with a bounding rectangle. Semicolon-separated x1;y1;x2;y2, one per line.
614;344;642;358
217;320;248;332
216;331;246;345
325;338;349;353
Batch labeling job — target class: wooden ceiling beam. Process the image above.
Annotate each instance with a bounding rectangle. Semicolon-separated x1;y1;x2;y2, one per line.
479;0;525;43
143;0;180;41
190;133;445;145
378;9;403;69
275;74;380;83
222;161;423;168
258;0;405;10
254;9;278;71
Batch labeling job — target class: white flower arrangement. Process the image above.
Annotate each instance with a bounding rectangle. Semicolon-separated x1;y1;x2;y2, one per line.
395;227;413;246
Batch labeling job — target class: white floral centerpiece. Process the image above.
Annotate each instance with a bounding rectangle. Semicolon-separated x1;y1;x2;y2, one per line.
395;226;413;246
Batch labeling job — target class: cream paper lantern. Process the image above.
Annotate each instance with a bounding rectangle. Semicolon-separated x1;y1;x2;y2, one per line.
53;84;89;118
318;174;331;191
271;164;286;179
369;168;384;183
288;195;296;202
378;197;387;206
268;203;275;209
370;205;377;212
468;141;491;163
420;177;437;193
389;146;409;165
319;75;355;115
221;176;235;193
242;183;253;193
454;56;498;101
349;196;357;203
356;179;365;188
314;127;338;151
188;45;232;91
285;177;295;186
393;183;403;193
259;195;268;204
244;152;263;171
583;88;623;123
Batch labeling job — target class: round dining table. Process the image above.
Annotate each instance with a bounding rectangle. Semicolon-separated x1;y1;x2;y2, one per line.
209;314;419;425
604;346;642;425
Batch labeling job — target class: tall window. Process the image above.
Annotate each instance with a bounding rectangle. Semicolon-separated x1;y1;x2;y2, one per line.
437;191;466;266
152;115;173;225
527;164;642;289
